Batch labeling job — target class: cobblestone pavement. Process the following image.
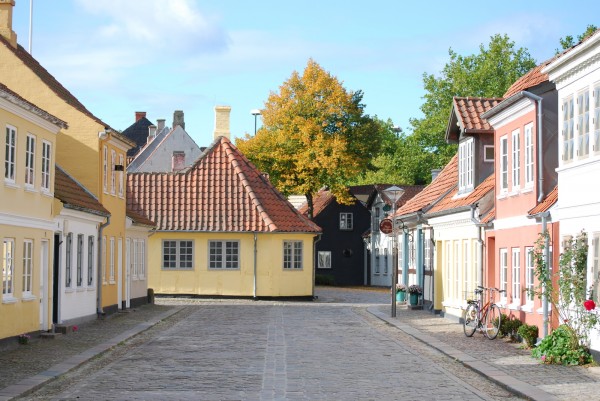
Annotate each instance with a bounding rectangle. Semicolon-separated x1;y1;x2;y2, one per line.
2;287;599;400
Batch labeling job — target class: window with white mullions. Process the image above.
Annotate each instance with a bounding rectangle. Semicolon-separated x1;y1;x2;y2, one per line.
526;247;534;303
500;136;508;192
562;97;575;162
577;89;590;158
163;240;194;269
594;86;600;153
41;141;51;191
65;233;72;288
22;240;33;295
500;248;508;298
512;248;521;302
339;213;353;230
318;251;331;269
5;126;16;182
524;124;534;187
283;241;303;269
77;234;84;287
2;239;14;296
592;235;600;304
25;134;36;187
458;138;474;193
511;129;520;190
87;236;94;286
209;240;239;269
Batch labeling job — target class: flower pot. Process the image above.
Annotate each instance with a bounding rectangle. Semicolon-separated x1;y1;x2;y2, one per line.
409;292;419;306
396;291;406;302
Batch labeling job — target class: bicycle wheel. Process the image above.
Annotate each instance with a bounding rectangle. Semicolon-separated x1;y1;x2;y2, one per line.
484;304;501;339
463;303;478;337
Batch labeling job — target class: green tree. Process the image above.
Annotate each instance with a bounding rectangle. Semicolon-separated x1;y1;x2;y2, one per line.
386;34;536;184
557;24;598;53
236;59;383;219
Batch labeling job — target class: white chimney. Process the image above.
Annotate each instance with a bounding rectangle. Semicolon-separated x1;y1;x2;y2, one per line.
147;125;157;144
157;119;166;133
431;169;442;181
214;106;231;140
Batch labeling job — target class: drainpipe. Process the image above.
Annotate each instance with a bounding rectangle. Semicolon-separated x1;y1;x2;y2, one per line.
540;211;551;338
253;232;258;299
97;216;110;316
470;205;488;288
312;234;322;299
521;91;544;202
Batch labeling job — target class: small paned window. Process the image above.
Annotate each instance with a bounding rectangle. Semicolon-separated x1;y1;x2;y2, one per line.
162;240;194;269
340;213;353;230
283;241;303;269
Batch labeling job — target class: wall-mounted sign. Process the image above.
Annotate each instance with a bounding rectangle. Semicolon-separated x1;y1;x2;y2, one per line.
379;218;393;234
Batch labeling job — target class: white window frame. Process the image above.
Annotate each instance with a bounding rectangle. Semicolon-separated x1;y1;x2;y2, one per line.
283;240;303;270
318;251;331;269
209;240;240;269
5;125;16;183
512;247;521;302
110;150;116;195
76;234;84;287
511;129;520;190
458;138;474;193
445;242;451;299
2;239;15;299
162;240;194;270
500;248;508;301
109;237;115;282
103;146;108;193
592;234;600;304
463;240;469;300
25;134;36;188
483;145;494;162
41;140;51;192
65;233;73;288
339;213;353;230
500;136;508;193
525;246;534;304
22;239;33;296
101;236;106;283
593;85;600;154
562;96;575;163
524;123;534;187
87;236;94;287
118;154;124;197
577;88;590;158
454;240;459;299
139;240;146;278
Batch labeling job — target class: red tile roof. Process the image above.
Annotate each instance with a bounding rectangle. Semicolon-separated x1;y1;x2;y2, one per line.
126;208;156;227
54;165;110;217
503;58;553;98
453;97;502;133
528;186;558;215
395;154;458;217
298;188;336;217
427;174;495;214
480;208;495;224
127;136;321;233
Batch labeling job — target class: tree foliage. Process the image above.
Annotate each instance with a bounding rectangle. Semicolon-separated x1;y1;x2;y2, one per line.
557;24;598;53
373;34;536;185
236;59;384;218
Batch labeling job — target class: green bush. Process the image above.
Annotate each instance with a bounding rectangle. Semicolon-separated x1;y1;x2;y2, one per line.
315;274;335;286
518;324;539;348
506;318;523;341
532;325;592;365
495;314;522;340
496;313;510;337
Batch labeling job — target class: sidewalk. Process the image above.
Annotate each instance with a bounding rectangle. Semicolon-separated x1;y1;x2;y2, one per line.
369;304;600;401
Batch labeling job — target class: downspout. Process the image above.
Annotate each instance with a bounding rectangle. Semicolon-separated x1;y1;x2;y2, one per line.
253;232;258;299
470;206;488;288
521;91;544;202
312;234;322;299
97;215;110;316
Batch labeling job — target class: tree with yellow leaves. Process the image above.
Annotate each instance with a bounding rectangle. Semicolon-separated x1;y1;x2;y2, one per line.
236;59;382;219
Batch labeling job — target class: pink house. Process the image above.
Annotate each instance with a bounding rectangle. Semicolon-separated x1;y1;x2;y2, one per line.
482;61;560;335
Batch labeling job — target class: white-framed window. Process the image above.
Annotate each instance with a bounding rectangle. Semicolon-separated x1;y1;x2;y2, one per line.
525;246;534;303
318;251;331;269
592;234;600;303
22;240;33;296
463;240;469;299
593;85;600;153
103;146;108;193
500;248;508;298
458;138;474;193
87;236;94;286
524;123;534;187
5;125;16;182
512;247;521;302
445;242;451;298
339;213;353;230
101;236;106;283
500;136;508;193
65;233;72;288
424;235;432;272
374;247;380;274
484;145;494;162
209;240;239;269
139;240;145;278
118;154;124;197
2;239;14;297
162;240;193;269
41;141;51;192
398;236;404;273
562;96;575;162
25;134;36;187
283;240;303;269
110;150;116;195
577;89;590;158
109;237;115;282
454;240;459;299
76;234;84;287
511;129;520;190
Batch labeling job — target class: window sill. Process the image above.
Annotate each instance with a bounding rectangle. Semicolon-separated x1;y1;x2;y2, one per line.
507;302;521;311
522;185;534;194
536;306;551;314
496;299;508;308
22;294;37;302
521;303;534;313
65;288;75;293
24;185;37;193
76;287;86;292
41;190;54;198
2;296;17;304
109;280;115;285
4;181;19;189
497;192;508;200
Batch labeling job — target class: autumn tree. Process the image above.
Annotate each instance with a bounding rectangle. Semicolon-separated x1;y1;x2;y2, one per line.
364;34;536;185
236;59;383;219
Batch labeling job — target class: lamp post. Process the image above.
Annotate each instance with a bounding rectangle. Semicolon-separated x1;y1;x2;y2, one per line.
251;109;261;135
383;185;405;317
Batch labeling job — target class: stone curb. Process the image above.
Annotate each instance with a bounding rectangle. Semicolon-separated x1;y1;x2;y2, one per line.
0;307;183;401
367;306;558;401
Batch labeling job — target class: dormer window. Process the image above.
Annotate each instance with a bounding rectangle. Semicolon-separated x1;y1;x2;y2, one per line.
458;138;474;193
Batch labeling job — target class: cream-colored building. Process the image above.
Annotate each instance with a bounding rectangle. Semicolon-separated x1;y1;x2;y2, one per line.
0;82;66;339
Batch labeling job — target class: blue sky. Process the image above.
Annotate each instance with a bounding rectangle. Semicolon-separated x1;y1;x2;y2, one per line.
9;1;600;146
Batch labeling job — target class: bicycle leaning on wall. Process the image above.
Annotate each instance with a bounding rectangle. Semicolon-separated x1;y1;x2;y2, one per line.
463;286;505;339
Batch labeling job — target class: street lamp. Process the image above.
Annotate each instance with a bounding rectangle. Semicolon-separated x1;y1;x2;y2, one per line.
251;109;261;135
383;185;405;318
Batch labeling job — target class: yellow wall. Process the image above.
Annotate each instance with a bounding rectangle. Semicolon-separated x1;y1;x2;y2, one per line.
148;232;316;297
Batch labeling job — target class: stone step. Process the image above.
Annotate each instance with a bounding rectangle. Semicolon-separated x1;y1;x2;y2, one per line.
39;332;61;340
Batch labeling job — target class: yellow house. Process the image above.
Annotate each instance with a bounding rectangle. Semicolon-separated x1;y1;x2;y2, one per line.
0;82;66;340
0;1;135;314
127;136;321;298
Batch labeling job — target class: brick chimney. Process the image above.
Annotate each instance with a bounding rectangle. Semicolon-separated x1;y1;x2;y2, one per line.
0;0;17;48
135;111;146;122
214;106;231;140
173;110;185;129
172;151;185;172
156;119;166;133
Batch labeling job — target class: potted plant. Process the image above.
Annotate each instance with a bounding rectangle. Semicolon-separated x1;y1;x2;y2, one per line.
408;284;422;306
396;283;407;302
18;334;30;345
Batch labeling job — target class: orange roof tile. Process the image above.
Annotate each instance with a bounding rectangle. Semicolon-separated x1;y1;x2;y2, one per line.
504;58;553;98
298;188;336;217
427;174;495;215
453;97;502;134
54;165;109;217
395;154;458;217
480;208;495;224
127;136;321;233
528;186;558;215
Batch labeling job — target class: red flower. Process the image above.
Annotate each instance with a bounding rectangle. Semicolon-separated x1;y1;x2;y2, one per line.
584;299;596;311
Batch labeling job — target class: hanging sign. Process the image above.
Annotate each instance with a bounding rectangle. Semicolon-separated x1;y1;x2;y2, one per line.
379;218;393;234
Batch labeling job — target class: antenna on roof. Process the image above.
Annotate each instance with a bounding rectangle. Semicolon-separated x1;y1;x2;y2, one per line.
28;0;33;54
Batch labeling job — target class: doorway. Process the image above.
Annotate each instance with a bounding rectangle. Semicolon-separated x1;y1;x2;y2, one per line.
52;233;61;324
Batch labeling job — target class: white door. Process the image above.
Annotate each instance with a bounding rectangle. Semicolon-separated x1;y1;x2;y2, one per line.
117;238;123;309
40;240;49;330
125;238;131;309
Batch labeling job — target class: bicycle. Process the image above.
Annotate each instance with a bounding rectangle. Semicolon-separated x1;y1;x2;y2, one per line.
463;286;505;339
